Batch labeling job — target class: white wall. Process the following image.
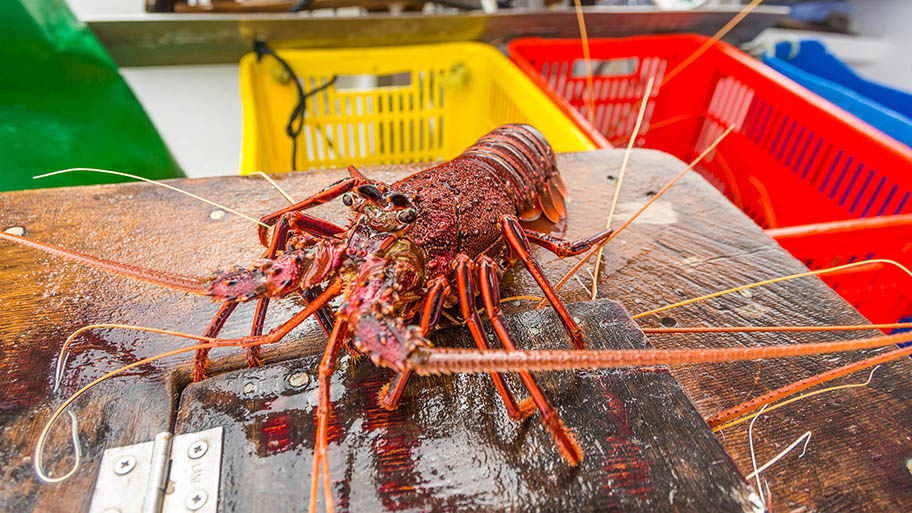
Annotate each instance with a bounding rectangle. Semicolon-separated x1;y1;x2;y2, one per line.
120;66;243;177
65;0;145;17
66;0;243;177
846;0;912;92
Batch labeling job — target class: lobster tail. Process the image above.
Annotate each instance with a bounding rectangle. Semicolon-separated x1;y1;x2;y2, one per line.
455;124;568;222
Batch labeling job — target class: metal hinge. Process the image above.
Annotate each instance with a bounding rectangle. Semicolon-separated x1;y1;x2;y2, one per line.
88;427;222;513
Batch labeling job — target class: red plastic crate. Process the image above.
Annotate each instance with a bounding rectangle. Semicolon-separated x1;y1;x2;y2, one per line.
508;35;912;325
507;35;912;229
767;215;912;328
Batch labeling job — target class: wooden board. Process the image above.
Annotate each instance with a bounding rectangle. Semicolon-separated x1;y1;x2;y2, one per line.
1;148;911;511
175;300;757;512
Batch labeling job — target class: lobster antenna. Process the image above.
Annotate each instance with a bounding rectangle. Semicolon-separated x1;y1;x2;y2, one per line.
40;279;341;482
642;323;912;334
34;411;81;483
53;323;215;392
747;403;771;509
716;365;882;433
591;76;654;300
37;340;223;483
39;323;289;483
601;0;763;141
747;430;812;483
707;344;912;429
537;124;735;308
251;171;297;204
662;0;765;86
572;0;596;124
35;168;270;229
0;231;210;295
632;258;912;319
407;331;912;375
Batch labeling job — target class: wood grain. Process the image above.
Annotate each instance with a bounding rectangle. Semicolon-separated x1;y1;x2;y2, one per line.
175;300;757;512
1;148;911;511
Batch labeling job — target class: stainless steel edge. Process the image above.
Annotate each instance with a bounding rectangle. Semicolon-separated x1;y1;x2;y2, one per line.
86;6;789;67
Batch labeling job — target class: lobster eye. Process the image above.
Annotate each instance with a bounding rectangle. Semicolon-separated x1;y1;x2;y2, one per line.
386;193;408;208
356;184;382;200
342;192;354;207
397;208;417;224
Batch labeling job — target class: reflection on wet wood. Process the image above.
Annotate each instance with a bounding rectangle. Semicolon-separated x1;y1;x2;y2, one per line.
1;149;911;511
176;300;757;512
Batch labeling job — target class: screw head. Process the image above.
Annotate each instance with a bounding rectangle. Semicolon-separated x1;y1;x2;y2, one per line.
209;209;226;220
114;455;136;475
243;382;256;394
185;489;208;511
188;440;209;459
288;372;310;388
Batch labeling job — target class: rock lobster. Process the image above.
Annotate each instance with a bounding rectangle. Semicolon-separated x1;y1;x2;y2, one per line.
1;124;613;502
203;123;613;469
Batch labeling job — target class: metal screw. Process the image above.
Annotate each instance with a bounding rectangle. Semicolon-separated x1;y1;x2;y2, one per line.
188;440;208;459
209;209;226;220
288;372;310;388
185;489;208;511
114;455;136;475
243;382;256;394
3;226;25;236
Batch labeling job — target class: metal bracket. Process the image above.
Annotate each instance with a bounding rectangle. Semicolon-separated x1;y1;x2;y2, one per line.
88;427;222;513
162;427;222;513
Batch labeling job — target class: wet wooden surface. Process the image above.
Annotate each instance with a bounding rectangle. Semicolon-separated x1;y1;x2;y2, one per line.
1;148;911;511
176;301;756;512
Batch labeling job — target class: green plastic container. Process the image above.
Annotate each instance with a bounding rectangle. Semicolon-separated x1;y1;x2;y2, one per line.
0;0;183;192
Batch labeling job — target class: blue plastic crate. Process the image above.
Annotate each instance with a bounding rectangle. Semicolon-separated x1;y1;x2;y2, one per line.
763;40;912;148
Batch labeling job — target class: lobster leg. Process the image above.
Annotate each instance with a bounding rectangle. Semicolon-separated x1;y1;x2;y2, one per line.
196;277;341;381
522;227;614;258
193;301;239;382
300;286;336;337
477;255;583;465
248;299;269;368
378;276;448;411
288;212;346;239
247;214;300;367
310;317;348;513
499;215;586;349
455;255;534;421
259;172;363;245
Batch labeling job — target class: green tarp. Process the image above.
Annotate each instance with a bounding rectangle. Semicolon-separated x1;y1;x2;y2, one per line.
0;0;183;191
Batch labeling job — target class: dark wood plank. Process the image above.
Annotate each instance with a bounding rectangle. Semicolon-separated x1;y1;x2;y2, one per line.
0;381;172;511
175;300;758;512
1;148;911;511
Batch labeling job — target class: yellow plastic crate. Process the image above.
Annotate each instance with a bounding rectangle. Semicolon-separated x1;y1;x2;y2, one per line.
239;42;596;173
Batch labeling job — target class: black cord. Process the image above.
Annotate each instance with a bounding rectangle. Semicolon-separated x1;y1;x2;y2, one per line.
254;41;337;170
289;0;312;12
